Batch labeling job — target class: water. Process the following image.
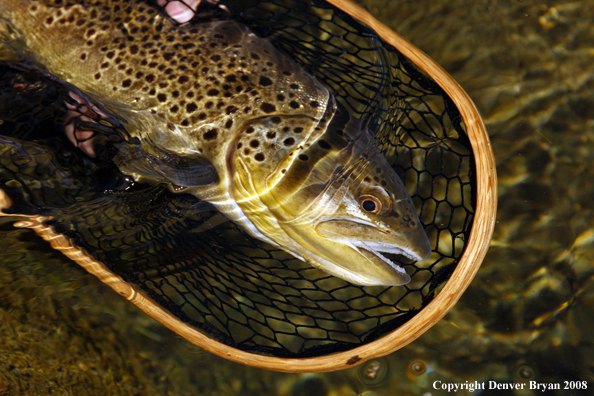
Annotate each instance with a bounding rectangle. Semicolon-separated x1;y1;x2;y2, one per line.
1;0;593;395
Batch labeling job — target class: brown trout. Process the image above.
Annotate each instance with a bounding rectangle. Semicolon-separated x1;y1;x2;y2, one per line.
0;0;431;286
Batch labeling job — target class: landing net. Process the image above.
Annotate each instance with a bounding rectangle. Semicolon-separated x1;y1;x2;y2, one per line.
0;0;474;358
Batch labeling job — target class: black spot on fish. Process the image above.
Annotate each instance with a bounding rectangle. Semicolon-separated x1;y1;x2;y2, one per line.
294;127;303;133
250;140;260;148
204;129;218;140
186;103;198;113
318;140;331;149
259;76;273;87
261;103;276;113
289;101;299;109
298;154;309;161
271;116;281;124
284;138;295;146
157;93;167;102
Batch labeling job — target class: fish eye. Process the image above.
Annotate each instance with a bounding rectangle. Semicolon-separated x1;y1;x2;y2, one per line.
359;194;382;214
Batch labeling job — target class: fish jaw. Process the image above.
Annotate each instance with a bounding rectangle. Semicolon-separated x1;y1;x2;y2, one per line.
270;206;430;287
276;221;413;286
312;217;432;286
315;217;432;262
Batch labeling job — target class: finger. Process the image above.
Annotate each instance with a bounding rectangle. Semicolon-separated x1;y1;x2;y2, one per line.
164;1;200;24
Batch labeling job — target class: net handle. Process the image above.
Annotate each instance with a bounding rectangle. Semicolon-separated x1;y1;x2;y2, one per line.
2;0;497;373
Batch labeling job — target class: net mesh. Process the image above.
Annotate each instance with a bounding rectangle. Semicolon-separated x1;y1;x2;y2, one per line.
0;0;474;358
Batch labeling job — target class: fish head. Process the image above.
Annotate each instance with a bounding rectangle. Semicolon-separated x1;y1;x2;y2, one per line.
232;100;432;286
309;142;433;286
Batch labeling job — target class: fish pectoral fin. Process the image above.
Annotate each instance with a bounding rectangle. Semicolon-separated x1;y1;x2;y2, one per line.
191;212;228;234
117;147;219;187
149;152;219;187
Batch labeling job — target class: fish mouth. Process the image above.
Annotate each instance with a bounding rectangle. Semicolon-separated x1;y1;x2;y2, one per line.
354;241;426;261
350;240;426;280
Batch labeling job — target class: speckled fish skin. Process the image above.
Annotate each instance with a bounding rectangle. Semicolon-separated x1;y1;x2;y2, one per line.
1;0;432;286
